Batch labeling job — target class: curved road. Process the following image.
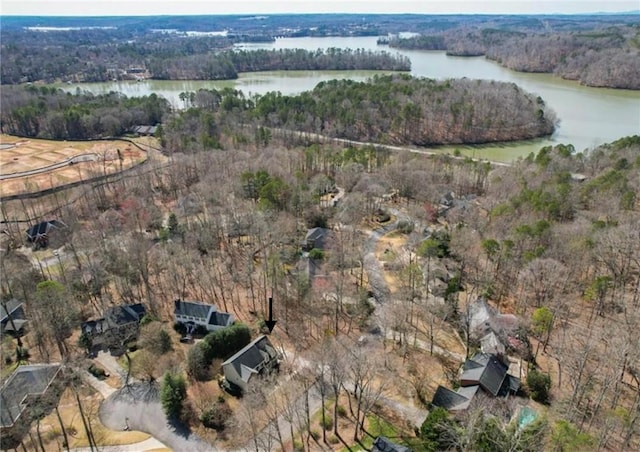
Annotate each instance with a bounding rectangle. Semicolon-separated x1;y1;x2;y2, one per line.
0;153;100;180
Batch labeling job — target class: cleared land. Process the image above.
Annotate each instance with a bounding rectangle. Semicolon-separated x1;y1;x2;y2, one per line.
0;135;147;198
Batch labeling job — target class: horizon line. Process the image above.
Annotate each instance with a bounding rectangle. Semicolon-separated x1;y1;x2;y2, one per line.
2;10;640;18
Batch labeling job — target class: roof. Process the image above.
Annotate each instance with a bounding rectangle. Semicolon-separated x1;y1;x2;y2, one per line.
431;385;477;411
461;353;509;397
209;311;232;327
305;227;328;240
81;303;145;335
372;436;412;452
105;303;145;327
174;300;213;321
1;299;24;323
0;364;61;427
132;125;158;135
481;331;505;355
25;220;66;240
1;319;28;333
222;335;278;384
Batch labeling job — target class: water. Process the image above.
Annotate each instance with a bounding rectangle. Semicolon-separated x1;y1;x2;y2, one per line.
60;36;640;162
518;406;538;429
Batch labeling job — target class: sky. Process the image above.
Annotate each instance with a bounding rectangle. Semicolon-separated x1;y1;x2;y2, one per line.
1;0;638;16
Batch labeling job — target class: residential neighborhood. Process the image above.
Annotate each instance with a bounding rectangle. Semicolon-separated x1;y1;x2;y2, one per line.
1;9;640;452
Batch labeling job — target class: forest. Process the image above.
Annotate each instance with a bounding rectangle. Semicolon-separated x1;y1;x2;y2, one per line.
0;75;555;146
1;11;639;452
2;13;637;87
387;25;640;89
1;107;639;449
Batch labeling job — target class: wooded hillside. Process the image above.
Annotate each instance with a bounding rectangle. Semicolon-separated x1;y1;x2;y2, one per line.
250;74;556;145
388;26;640;89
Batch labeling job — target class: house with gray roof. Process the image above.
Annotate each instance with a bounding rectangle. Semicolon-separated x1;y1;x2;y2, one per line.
174;300;234;333
0;299;27;336
222;335;279;393
432;352;520;412
0;364;62;445
81;303;146;350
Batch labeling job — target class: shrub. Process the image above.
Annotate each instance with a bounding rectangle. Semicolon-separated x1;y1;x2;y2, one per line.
337;405;348;418
420;407;457;452
397;220;414;234
186;342;211;381
88;364;107;379
200;401;232;431
527;367;551;404
15;346;30;362
308;248;325;260
321;415;334;431
375;209;391;223
139;314;157;326
203;323;251;361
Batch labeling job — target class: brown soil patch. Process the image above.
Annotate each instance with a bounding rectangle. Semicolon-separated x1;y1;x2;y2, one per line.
0;134;148;198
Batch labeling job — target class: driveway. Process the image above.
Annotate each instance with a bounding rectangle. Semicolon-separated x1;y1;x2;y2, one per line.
71;437;167;452
100;383;215;452
93;351;213;451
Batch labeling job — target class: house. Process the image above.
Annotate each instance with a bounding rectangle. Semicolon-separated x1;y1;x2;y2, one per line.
431;385;480;412
0;364;62;446
467;297;525;357
222;335;279;393
302;227;330;251
131;125;158;136
0;299;27;336
174;300;234;333
25;220;66;248
81;303;146;349
372;436;412;452
460;353;520;397
431;352;520;412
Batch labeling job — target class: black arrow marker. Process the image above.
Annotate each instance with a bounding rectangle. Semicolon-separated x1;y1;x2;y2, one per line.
265;297;277;333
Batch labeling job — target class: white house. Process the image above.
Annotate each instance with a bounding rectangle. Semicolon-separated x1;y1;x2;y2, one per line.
222;335;279;393
173;300;234;333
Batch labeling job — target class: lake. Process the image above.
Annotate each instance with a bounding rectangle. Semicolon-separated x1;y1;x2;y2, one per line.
64;36;640;162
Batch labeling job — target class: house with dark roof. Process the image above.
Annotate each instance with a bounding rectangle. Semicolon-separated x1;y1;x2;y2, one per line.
372;436;413;452
173;300;234;333
25;220;66;248
302;227;331;251
432;352;520;412
222;335;279;393
81;303;146;349
461;353;520;396
0;364;62;446
0;299;27;336
431;385;480;412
